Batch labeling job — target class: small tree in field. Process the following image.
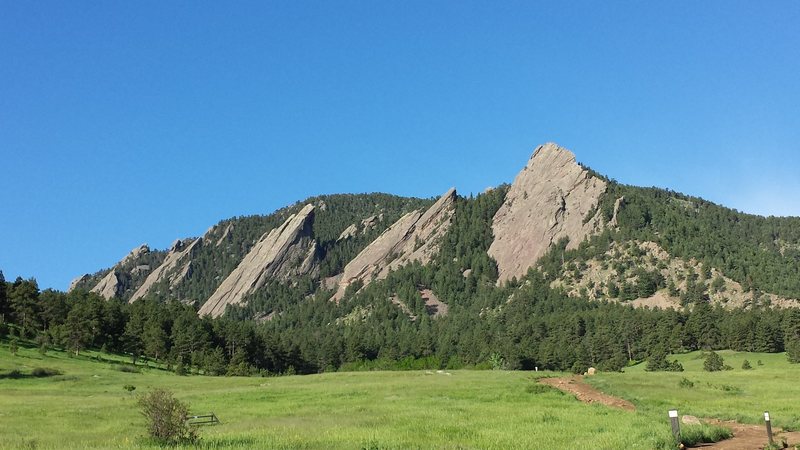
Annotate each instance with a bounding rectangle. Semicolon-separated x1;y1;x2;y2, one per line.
137;389;197;444
703;351;725;372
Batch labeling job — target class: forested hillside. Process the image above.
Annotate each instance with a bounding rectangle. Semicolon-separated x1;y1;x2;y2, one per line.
5;143;800;376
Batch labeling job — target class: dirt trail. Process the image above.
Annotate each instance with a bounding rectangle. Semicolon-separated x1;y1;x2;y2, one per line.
539;376;635;411
539;376;800;449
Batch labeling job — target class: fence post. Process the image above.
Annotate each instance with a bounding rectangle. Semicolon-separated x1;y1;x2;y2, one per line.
764;411;774;446
669;409;681;443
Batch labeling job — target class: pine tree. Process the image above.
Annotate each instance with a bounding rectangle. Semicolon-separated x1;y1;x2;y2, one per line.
0;270;7;322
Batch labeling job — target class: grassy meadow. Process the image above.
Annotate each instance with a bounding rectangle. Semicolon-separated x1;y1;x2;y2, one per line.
2;341;797;449
590;350;800;431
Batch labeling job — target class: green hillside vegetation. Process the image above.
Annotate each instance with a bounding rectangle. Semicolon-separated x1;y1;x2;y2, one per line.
5;182;800;376
594;180;800;299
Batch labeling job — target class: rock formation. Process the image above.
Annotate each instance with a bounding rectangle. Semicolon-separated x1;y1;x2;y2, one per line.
199;204;319;317
129;238;202;302
331;188;456;301
90;244;150;299
488;143;607;283
337;224;358;241
92;271;123;299
68;274;89;292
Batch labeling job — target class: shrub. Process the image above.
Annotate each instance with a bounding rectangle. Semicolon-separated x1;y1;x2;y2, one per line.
137;389;197;445
9;338;19;356
646;347;684;372
113;364;141;373
741;359;752;370
123;384;136;394
703;352;725;372
31;367;62;377
678;377;694;388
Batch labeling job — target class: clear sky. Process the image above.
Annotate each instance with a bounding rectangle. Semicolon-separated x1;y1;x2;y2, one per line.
2;1;799;290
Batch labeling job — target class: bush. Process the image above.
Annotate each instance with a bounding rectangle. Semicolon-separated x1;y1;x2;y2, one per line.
113;364;141;373
678;377;694;388
5;369;23;379
137;389;197;445
645;348;684;372
741;359;752;370
703;352;725;372
31;367;62;377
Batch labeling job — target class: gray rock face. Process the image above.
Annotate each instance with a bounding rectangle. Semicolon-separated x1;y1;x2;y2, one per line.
90;244;150;299
488;143;607;283
129;238;203;302
332;188;456;301
199;204;319;317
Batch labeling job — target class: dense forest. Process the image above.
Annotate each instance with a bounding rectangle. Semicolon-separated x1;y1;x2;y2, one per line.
4;268;800;375
4;178;800;375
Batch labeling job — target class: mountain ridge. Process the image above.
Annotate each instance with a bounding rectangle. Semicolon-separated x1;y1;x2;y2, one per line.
72;142;800;317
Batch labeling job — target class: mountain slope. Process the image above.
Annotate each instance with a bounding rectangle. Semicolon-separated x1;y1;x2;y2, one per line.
70;142;800;318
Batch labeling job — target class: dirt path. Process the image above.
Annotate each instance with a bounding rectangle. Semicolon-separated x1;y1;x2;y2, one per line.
694;419;800;449
539;376;800;449
539;375;636;411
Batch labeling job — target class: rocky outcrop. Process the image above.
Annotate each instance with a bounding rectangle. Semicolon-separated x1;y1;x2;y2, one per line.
199;204;319;317
90;244;150;299
337;224;358;241
92;271;123;299
68;274;89;292
216;224;234;247
331;188;456;301
129;238;202;302
488;143;607;283
361;214;382;233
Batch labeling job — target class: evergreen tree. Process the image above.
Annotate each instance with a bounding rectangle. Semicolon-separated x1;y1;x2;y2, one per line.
703;351;725;372
0;270;7;322
8;277;41;337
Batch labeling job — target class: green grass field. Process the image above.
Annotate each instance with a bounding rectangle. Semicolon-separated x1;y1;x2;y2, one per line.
1;341;796;449
590;350;800;431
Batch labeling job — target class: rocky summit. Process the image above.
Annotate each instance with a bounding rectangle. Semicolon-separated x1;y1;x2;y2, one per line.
488;143;608;283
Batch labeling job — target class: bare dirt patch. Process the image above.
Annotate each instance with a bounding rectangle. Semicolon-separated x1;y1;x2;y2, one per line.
695;419;800;449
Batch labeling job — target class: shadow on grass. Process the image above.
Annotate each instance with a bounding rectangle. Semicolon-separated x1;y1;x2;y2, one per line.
0;367;63;379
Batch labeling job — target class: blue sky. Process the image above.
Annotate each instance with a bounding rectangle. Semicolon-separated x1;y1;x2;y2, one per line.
2;1;799;290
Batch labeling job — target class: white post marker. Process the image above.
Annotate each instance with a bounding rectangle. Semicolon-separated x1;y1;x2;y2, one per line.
669;409;681;443
764;411;774;445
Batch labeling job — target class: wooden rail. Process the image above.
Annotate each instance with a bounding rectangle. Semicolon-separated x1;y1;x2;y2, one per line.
187;412;219;425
